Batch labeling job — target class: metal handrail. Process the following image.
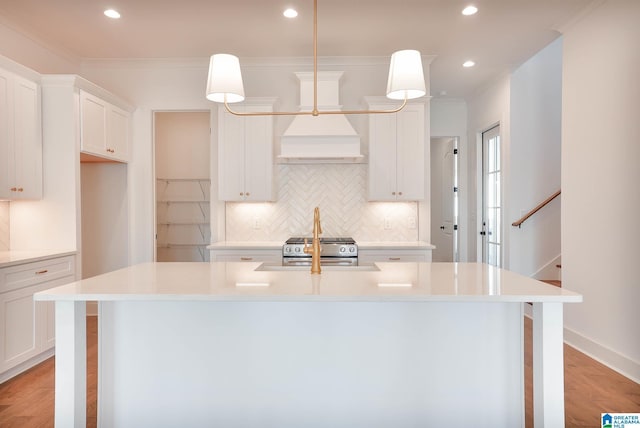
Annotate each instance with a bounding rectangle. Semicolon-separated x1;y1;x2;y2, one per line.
511;190;561;228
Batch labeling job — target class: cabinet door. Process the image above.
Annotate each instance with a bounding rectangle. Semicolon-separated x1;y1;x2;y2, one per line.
218;109;246;201
108;104;130;162
42;300;55;350
368;111;398;201
359;250;430;263
396;104;424;201
218;103;274;202
0;70;12;199
0;70;42;200
210;250;281;263
13;76;42;199
80;90;108;156
244;114;273;201
0;284;41;372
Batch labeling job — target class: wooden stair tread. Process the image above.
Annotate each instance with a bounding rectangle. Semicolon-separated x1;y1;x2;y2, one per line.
541;279;562;288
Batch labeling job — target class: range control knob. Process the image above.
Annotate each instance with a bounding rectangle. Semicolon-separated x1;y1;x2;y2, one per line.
340;246;346;253
285;247;291;253
295;247;300;253
349;247;355;253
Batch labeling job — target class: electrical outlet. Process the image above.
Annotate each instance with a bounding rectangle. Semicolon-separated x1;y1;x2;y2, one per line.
252;217;261;229
384;217;392;230
408;217;416;229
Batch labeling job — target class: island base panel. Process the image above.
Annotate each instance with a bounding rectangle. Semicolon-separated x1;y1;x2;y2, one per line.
97;301;523;428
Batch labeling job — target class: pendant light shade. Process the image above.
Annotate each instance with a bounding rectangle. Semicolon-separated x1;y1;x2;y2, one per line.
386;50;426;101
206;54;245;103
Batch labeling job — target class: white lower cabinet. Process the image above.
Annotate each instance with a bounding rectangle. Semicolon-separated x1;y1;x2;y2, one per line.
0;254;75;380
359;249;432;263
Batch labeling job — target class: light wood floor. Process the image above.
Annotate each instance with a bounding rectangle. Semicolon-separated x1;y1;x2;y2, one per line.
0;316;638;427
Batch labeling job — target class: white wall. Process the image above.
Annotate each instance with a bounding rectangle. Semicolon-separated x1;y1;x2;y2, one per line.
466;75;511;264
81;163;128;278
431;99;468;260
155;112;210;180
509;38;562;277
561;0;640;382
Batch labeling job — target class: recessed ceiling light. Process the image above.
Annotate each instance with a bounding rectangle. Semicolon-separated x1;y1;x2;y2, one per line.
463;60;476;68
283;8;298;18
104;9;121;19
462;5;478;16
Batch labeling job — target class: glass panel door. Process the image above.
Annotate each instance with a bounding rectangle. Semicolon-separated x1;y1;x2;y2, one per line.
482;125;501;267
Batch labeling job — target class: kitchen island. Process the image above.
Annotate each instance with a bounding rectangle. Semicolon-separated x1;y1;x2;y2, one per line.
35;262;581;428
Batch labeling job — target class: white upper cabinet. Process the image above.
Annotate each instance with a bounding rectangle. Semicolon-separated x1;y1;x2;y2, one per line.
80;90;130;162
367;100;425;201
0;68;42;200
218;99;275;202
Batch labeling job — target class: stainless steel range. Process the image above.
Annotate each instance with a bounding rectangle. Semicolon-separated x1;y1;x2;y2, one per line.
282;237;358;267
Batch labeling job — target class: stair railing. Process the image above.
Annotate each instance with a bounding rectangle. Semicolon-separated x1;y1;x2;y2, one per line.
512;190;561;228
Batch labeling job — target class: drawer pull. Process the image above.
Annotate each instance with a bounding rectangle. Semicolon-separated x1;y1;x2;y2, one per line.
389;257;401;261
240;257;253;261
35;269;49;275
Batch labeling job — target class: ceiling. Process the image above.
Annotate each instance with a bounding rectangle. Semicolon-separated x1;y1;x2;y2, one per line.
0;0;593;99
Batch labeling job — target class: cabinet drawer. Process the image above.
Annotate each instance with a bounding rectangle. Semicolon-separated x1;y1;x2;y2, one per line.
359;251;431;263
0;256;75;293
210;251;281;263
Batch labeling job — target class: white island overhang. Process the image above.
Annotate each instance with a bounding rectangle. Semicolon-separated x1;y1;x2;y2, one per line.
35;262;581;428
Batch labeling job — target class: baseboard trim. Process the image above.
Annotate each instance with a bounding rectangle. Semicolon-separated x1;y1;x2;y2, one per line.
522;313;640;384
0;348;55;383
563;326;640;384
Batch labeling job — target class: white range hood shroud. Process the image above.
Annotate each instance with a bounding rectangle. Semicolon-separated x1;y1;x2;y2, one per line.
279;71;363;163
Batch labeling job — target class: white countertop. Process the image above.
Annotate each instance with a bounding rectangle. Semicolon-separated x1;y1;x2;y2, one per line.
35;262;582;303
0;249;77;268
207;241;435;250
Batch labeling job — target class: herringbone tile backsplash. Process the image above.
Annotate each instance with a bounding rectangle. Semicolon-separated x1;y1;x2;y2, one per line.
0;202;9;250
226;164;419;241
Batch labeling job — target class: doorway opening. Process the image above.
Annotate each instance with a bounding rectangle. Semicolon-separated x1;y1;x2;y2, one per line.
480;125;501;267
153;111;211;262
430;137;459;262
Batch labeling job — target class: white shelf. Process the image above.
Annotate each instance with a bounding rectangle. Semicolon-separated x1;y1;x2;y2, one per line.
156;178;211;261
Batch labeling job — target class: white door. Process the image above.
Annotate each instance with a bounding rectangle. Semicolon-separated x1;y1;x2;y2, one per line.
431;137;458;262
481;125;501;267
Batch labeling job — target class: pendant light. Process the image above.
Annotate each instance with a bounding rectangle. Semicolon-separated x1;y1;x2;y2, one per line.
206;0;426;116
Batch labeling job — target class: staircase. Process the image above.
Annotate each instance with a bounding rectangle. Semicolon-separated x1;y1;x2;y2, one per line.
540;264;562;287
512;191;562;289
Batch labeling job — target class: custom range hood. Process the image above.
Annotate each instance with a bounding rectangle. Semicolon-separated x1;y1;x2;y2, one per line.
279;71;363;163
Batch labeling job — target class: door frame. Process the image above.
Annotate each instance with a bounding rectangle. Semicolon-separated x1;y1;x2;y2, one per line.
475;121;508;266
430;136;460;262
151;109;216;262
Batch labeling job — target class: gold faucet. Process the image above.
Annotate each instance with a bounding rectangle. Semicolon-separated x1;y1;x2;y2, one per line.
304;206;322;274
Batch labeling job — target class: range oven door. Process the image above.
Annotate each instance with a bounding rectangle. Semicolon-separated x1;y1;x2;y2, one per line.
282;257;358;267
